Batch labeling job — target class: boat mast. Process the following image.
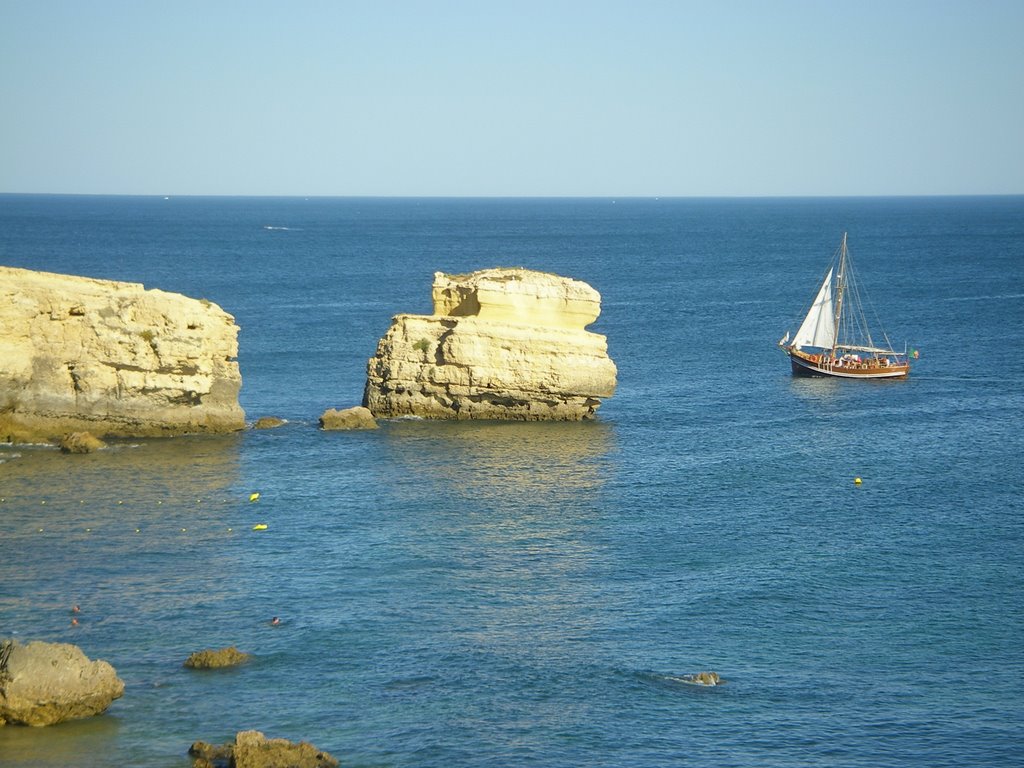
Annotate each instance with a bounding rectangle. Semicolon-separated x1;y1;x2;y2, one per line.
830;232;848;360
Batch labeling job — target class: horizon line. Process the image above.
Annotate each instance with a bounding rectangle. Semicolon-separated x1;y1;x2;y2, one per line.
2;191;1022;200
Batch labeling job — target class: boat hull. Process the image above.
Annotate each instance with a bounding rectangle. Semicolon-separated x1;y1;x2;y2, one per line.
787;350;909;379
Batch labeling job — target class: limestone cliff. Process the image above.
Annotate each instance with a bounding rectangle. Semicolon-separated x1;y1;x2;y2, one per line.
364;268;617;420
0;266;244;442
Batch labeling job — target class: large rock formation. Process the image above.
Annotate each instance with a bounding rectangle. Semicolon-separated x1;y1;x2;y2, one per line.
0;639;125;726
364;268;617;420
0;266;244;442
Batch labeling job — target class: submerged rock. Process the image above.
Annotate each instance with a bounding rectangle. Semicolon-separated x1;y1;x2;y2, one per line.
0;266;244;443
58;431;107;453
319;405;377;430
183;646;252;670
680;671;723;686
189;729;339;768
0;639;124;726
252;416;286;430
363;268;617;420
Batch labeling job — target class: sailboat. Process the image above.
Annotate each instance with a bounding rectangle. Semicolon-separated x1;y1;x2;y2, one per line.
778;233;910;379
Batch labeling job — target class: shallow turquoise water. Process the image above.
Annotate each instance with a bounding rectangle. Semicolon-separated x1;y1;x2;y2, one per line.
1;196;1023;766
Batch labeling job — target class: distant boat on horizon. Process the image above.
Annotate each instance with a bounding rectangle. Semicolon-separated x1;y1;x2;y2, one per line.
778;233;911;379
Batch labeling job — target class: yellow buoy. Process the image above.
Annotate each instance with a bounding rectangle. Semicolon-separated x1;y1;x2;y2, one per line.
252;523;268;531
854;477;863;485
249;492;260;502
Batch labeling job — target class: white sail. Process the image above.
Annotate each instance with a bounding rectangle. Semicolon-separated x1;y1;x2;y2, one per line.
792;267;836;349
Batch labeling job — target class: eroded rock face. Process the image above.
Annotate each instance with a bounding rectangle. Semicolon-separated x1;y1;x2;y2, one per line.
364;268;617;421
0;639;125;726
0;266;244;442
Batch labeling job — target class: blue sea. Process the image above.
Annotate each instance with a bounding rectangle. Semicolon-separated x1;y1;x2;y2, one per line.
1;195;1022;767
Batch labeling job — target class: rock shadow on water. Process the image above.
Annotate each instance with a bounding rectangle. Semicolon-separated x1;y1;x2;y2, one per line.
377;418;616;506
0;434;243;509
0;711;121;766
382;674;439;694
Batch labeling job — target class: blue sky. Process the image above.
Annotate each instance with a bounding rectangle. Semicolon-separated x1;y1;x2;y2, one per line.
1;1;1022;196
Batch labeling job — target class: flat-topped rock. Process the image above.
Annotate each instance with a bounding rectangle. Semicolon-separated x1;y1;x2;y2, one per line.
364;268;617;421
431;267;602;329
0;266;244;442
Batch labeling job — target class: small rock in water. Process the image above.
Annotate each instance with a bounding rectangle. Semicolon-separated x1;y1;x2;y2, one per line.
319;405;377;430
693;671;721;685
188;739;233;768
183;646;252;670
59;431;106;454
676;671;722;686
189;730;338;768
253;416;286;429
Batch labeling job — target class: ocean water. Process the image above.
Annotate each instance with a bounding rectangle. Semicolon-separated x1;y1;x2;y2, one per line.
1;195;1022;767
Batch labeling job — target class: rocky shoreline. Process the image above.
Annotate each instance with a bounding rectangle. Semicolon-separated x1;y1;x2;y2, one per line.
1;638;338;766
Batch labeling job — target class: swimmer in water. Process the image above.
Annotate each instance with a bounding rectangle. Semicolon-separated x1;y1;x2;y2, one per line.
270;617;280;626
